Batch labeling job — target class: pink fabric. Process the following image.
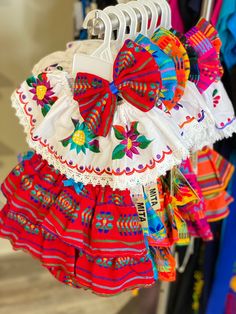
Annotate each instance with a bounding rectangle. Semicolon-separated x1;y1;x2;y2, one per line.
211;0;223;26
169;0;185;33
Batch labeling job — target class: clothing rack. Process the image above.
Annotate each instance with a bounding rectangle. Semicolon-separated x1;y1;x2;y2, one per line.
86;0;215;36
200;0;215;21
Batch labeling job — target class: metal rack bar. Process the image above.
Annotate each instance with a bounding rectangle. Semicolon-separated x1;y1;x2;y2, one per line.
200;0;215;21
86;4;161;36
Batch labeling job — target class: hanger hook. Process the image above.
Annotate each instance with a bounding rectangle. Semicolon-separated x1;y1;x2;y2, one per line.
104;5;126;48
83;9;113;62
138;0;159;37
116;3;138;40
128;1;149;37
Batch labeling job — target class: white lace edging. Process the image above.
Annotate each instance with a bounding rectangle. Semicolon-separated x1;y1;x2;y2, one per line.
191;114;236;152
11;92;190;190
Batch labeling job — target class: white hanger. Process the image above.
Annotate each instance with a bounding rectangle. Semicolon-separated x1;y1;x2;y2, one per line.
138;0;159;37
161;0;172;29
128;1;149;37
104;6;126;49
152;0;172;29
83;10;113;61
72;9;113;81
116;3;138;40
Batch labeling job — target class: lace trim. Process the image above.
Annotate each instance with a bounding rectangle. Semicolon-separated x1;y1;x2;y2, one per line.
11;93;190;190
180;114;229;152
191;115;222;151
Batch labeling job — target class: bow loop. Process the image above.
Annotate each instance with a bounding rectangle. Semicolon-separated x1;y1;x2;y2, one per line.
74;39;161;137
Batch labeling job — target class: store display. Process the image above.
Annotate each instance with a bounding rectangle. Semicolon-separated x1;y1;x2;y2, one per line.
0;0;236;304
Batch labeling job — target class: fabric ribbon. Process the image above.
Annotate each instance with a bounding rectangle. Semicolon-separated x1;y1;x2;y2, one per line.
63;179;84;194
73;39;162;137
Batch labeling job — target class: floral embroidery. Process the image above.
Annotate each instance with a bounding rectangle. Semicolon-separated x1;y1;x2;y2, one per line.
27;72;58;116
212;89;220;108
61;119;100;154
112;121;152;160
95;211;114;233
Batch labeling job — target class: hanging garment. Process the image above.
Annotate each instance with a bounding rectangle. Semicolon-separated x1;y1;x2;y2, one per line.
1;14;235;296
216;0;236;70
206;150;236;314
211;0;223;26
0;152;157;295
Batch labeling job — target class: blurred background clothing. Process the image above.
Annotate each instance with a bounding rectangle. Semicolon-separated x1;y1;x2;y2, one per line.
0;0;74;252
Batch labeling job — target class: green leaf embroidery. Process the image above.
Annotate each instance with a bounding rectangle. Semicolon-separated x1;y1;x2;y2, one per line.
89;145;100;153
38;73;44;82
61;137;71;147
113;125;125;140
26;76;36;87
137;136;152;149
89;140;100;153
131;121;140;135
81;146;86;154
112;144;126;160
41;104;51;117
212;89;218;97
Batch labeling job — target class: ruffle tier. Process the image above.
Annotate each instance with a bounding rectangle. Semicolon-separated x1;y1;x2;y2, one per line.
0;154;159;295
0;205;155;296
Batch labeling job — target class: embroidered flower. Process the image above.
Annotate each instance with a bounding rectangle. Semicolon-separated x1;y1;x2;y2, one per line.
61;119;100;154
96;211;114;233
212;89;220;108
112;121;152;160
27;72;58;116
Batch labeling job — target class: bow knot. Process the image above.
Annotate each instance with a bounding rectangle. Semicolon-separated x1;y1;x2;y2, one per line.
74;39;161;137
109;81;119;95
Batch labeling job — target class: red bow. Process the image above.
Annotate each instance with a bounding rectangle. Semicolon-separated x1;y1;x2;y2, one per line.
74;39;162;137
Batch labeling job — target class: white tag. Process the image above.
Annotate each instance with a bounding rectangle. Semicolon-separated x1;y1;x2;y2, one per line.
145;183;161;211
72;53;113;81
133;196;149;230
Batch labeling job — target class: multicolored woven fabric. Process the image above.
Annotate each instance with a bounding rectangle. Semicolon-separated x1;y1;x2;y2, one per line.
185;22;223;93
197;147;234;196
204;190;233;222
151;28;190;110
195;17;224;79
170;28;200;85
135;34;177;102
74;39;162;137
0;153;158;295
154;246;176;282
196;18;222;59
179;158;213;241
